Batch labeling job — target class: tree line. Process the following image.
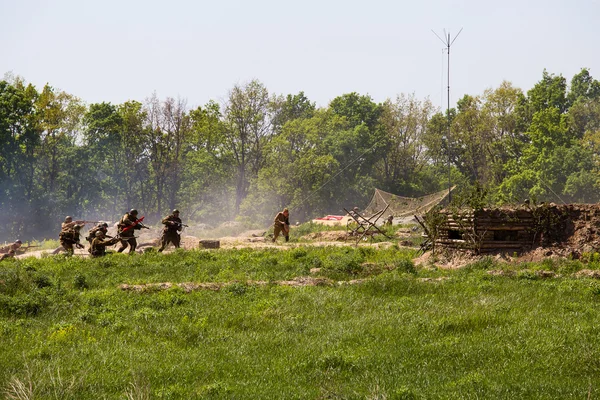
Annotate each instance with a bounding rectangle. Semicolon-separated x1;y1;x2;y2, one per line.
1;68;600;241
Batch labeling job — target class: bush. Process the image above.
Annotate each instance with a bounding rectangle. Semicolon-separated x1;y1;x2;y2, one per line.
73;273;89;290
394;258;416;274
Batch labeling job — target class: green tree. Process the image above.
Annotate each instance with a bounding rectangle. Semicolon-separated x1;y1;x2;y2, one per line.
223;80;274;214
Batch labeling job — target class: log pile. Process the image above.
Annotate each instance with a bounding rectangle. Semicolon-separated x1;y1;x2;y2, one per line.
435;207;541;254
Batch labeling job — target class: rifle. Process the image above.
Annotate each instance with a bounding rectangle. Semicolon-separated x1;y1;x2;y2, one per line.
20;245;40;250
119;216;149;235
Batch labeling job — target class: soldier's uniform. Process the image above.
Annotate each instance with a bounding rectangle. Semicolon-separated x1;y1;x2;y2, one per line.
89;232;119;257
0;250;15;261
0;241;22;254
385;215;394;226
117;210;143;254
158;210;183;252
273;208;290;242
86;223;109;245
59;226;82;255
61;216;85;232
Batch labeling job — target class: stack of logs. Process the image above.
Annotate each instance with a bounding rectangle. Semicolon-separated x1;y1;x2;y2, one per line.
436;208;538;253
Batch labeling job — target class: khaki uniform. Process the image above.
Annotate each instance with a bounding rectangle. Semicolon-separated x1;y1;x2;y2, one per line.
86;225;108;244
61;220;85;232
59;229;81;255
273;211;290;242
117;213;142;254
89;236;119;257
0;243;21;254
0;250;15;261
158;214;182;252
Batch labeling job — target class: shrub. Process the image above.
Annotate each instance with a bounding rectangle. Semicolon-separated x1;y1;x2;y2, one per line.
73;273;89;290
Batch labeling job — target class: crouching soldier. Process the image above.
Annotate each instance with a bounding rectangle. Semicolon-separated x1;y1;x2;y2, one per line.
158;209;184;252
272;208;290;243
86;223;110;245
0;240;22;254
89;231;119;257
0;249;16;261
59;224;83;256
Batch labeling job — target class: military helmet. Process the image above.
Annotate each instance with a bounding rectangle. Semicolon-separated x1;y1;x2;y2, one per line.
73;224;82;231
65;216;73;222
15;240;22;244
129;209;138;216
172;209;180;214
95;230;104;237
101;222;108;228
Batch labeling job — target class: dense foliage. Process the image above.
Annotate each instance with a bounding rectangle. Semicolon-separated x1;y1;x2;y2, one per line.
2;68;600;241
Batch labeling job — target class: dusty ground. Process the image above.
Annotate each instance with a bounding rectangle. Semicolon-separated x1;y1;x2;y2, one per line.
14;229;401;259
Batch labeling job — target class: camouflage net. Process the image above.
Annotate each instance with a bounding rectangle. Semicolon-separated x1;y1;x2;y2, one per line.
363;187;455;217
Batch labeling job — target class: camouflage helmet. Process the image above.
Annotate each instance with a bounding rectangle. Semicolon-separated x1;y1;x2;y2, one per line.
129;209;138;216
65;216;73;222
172;209;180;214
95;230;104;237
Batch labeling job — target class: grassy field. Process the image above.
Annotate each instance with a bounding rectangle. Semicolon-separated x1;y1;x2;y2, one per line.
2;247;600;399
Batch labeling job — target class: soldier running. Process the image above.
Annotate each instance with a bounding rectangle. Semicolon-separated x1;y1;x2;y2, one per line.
158;209;185;252
117;209;147;254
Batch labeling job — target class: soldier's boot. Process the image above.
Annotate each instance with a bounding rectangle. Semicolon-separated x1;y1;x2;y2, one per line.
285;236;289;242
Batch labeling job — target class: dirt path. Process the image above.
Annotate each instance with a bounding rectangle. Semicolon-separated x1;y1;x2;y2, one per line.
14;233;401;259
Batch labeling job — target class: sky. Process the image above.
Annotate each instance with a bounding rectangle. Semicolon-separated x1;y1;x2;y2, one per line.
1;0;599;110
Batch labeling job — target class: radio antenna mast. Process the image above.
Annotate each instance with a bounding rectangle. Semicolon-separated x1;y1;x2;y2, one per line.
432;28;462;202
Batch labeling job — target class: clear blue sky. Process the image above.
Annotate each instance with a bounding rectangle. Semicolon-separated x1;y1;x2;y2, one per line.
1;0;598;110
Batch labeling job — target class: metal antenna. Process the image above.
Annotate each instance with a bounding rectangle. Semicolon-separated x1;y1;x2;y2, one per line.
432;28;462;203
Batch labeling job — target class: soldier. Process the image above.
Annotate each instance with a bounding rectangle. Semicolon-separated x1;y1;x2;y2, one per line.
89;230;119;258
0;249;16;261
158;209;185;252
384;215;394;227
272;208;290;243
117;209;147;254
0;240;22;254
86;223;110;245
59;224;83;256
62;216;86;231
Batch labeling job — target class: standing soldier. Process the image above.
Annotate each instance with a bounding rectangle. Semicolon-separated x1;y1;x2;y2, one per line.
89;230;119;258
59;225;83;256
272;208;290;243
158;209;185;252
117;209;147;254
